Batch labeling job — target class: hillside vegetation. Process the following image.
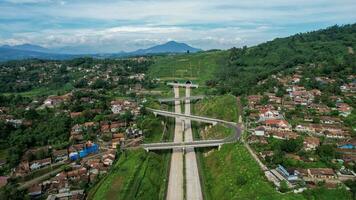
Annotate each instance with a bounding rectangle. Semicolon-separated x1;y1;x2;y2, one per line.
214;24;356;95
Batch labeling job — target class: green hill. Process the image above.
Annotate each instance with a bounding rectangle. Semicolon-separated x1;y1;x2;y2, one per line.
148;50;227;86
214;24;356;95
148;24;355;96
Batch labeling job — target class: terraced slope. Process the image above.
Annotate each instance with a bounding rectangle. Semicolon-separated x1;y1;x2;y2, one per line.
148;51;227;85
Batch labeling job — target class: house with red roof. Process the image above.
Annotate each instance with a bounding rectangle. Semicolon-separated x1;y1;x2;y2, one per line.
263;119;291;131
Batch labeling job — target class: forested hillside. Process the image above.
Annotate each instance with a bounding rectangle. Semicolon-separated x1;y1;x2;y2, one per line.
214;24;356;95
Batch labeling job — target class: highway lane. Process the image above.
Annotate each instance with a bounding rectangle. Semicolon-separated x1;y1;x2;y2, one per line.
184;86;203;200
166;86;184;200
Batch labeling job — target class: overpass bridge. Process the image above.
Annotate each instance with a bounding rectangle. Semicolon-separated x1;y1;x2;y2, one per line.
141;131;240;152
167;82;198;88
158;95;205;103
147;108;237;127
141;139;226;151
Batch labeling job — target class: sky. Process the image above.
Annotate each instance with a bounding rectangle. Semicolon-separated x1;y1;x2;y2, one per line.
0;0;355;53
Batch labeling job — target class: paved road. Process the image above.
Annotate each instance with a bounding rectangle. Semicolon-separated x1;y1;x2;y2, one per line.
184;86;203;200
166;86;184;200
148;108;237;127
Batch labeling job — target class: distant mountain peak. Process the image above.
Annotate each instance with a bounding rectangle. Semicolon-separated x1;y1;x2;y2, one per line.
0;40;202;61
132;41;201;55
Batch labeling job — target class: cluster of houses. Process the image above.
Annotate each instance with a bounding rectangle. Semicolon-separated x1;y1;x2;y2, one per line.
111;99;141;115
42;93;72;108
1;90;145;199
28;149;117;199
11;137;120;199
246;67;355;190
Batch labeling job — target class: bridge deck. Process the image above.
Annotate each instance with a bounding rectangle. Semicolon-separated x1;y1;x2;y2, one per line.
158;95;205;103
141;140;225;151
147;108;237;126
167;83;199;88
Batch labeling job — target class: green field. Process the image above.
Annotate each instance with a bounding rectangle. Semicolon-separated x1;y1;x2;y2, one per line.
89;149;169;200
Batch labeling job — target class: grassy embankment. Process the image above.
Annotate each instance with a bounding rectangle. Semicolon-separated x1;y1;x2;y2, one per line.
89;149;170;200
192;94;238;139
193;95;351;200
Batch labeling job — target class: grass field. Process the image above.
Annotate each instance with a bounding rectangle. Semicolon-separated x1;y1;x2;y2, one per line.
89;149;169;200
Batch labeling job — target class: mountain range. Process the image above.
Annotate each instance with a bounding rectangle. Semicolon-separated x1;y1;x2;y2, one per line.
0;41;201;61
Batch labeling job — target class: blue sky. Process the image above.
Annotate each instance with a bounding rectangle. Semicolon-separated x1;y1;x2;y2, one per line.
0;0;355;53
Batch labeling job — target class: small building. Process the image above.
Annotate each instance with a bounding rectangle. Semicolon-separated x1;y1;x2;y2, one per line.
110;122;126;132
336;103;352;117
258;108;283;121
269;131;298;140
319;116;342;125
303;137;320;151
126;128;143;138
263;119;291;131
323;129;350;139
110;100;132;114
30;158;51;171
276;165;299;182
53;149;68;162
254;126;265;136
28;184;42;197
308;168;336;179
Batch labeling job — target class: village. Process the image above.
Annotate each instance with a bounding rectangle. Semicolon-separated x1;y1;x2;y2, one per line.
244;65;356;192
0;88;144;199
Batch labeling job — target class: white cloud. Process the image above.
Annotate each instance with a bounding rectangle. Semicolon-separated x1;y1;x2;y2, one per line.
4;0;56;3
0;0;355;51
